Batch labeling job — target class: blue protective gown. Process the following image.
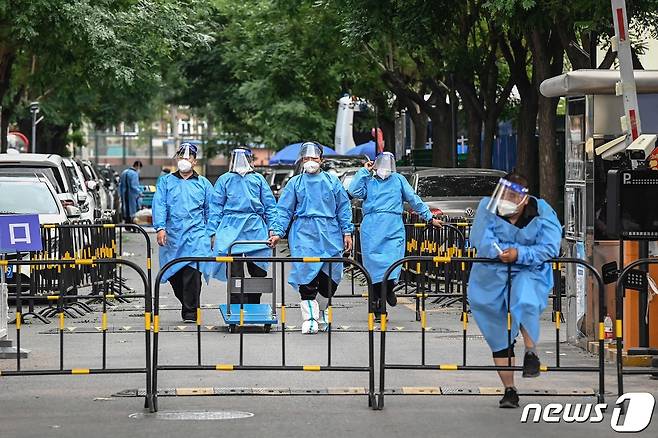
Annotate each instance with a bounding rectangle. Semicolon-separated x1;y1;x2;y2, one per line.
206;172;282;281
119;168;141;219
277;171;354;289
152;173;214;283
348;168;432;283
467;197;562;352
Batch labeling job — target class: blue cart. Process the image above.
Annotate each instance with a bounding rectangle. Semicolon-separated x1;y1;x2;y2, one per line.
219;241;278;333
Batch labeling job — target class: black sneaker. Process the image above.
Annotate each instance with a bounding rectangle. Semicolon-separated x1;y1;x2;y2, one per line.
499;387;519;408
523;351;541;378
386;289;397;307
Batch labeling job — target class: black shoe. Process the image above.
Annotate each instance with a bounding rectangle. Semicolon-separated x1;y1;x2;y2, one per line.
522;351;541;378
499;387;519;408
386;290;397;307
182;314;196;323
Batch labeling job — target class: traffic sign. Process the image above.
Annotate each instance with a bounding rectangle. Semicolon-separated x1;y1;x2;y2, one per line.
0;214;42;253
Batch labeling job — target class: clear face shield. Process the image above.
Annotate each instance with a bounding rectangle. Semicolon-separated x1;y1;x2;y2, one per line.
373;152;396;179
229;148;254;176
297;142;323;173
297;142;323;162
486;178;529;217
175;143;197;173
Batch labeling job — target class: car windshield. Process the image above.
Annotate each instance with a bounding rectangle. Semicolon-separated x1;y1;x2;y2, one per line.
416;175;500;198
0;166;64;192
0;181;60;214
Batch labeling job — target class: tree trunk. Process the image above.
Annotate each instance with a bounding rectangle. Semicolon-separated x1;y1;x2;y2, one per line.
536;95;560;208
0;47;16;153
411;111;427;150
465;109;482;167
481;114;498;169
530;28;564;209
0;107;10;153
515;94;539;194
429;104;453;167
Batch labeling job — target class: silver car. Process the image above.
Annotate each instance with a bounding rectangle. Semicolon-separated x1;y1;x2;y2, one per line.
410;168;506;219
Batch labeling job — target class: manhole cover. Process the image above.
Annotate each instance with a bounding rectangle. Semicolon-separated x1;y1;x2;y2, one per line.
129;411;254;420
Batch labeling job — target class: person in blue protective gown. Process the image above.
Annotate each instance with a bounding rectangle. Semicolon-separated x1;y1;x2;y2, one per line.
348;152;442;316
118;160;143;225
152;143;214;322
206;148;282;304
467;172;561;409
277;141;354;334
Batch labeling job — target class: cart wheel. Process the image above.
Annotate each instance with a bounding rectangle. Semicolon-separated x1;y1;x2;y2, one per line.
229;324;237;333
263;324;271;333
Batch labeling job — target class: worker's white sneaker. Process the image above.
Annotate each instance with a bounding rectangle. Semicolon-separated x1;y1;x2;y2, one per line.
318;310;329;332
300;300;319;335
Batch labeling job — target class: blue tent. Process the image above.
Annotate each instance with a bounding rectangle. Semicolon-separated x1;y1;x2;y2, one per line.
269;142;336;165
346;141;377;160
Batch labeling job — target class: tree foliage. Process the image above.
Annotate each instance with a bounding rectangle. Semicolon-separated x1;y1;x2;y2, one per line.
0;0;212;152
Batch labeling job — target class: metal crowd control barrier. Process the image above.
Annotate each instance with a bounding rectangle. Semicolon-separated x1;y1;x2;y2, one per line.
398;223;469;318
152;256;375;412
0;257;153;410
615;258;658;396
343;222;466;303
376;256;605;410
10;223;152;323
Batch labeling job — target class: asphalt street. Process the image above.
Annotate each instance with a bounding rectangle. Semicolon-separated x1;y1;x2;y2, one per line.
1;230;657;438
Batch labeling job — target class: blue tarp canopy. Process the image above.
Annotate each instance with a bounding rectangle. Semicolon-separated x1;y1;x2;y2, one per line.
269;142;336;165
346;141;377;160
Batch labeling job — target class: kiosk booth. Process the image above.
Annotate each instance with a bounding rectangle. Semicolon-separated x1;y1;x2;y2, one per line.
540;69;658;350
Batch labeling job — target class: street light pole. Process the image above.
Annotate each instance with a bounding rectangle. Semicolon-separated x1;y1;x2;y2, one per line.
29;102;40;152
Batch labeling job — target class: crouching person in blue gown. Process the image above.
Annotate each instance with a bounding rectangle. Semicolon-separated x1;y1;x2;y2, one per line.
206;148;282;304
348;152;442;317
152;143;214;322
467;172;561;409
277;142;354;335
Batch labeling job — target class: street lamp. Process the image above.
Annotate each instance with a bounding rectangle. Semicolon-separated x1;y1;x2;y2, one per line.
29;102;43;152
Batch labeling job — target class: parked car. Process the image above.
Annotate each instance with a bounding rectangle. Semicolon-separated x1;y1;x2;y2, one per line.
409;168;506;219
95;164;121;223
0;153;81;213
396;166;431;183
63;158;96;221
337;167;360;191
78;159;113;216
254;166;273;181
267;165;295;197
0;175;81;288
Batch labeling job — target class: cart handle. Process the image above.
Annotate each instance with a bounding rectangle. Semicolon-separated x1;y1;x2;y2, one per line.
228;240;275;256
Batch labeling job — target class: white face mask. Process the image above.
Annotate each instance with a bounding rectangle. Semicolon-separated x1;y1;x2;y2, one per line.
376;168;391;180
234;166;251;176
303;161;321;174
177;159;193;173
497;199;519;217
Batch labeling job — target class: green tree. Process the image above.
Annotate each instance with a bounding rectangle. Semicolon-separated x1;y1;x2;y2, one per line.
0;0;211;153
